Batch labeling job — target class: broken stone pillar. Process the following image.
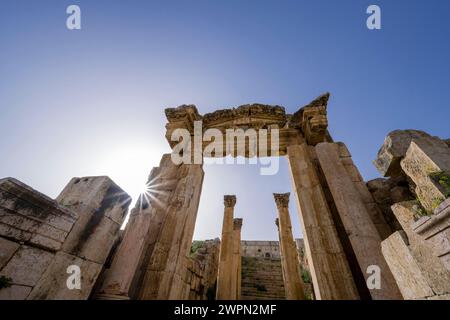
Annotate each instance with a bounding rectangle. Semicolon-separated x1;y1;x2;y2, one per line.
232;218;243;300
216;195;237;300
27;176;131;300
273;193;305;300
133;154;204;300
316;142;402;299
287;143;359;300
400;139;450;213
381;201;450;299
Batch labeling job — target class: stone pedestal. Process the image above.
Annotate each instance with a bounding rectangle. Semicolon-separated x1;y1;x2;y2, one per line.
316;142;401;299
216;195;237;300
273;193;305;300
287;143;359;300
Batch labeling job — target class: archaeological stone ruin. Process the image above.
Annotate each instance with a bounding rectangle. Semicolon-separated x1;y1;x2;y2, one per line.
1;93;449;300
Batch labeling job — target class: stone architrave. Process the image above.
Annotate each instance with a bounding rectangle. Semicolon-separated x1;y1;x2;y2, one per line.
232;218;243;300
316;142;401;300
273;193;305;300
400;139;450;213
287;143;359;300
216;195;237;300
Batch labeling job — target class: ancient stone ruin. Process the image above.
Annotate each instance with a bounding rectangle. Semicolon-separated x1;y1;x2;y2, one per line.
1;93;449;300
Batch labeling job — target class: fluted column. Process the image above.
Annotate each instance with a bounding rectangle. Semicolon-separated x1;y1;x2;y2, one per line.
216;195;236;300
232;218;243;300
274;193;305;300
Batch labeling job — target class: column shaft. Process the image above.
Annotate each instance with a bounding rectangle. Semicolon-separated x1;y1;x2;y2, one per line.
216;195;236;300
287;143;359;299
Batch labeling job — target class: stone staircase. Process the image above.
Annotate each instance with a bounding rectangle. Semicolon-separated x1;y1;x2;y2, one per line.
241;257;286;300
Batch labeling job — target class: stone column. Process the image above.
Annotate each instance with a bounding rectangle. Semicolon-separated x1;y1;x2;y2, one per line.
216;195;237;300
232;218;243;300
316;142;402;299
273;193;305;300
135;154;204;300
287;143;359;300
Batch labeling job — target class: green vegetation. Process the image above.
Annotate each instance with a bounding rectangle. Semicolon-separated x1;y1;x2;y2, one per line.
0;276;12;290
430;171;450;198
412;198;429;217
301;269;312;284
190;240;205;257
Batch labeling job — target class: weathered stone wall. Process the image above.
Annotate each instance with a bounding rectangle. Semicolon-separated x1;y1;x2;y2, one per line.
183;239;220;300
0;176;131;300
374;130;450;300
241;241;281;259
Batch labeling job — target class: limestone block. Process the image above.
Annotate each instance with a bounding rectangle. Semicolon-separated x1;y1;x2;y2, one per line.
374;130;444;177
0;178;77;251
381;231;434;299
27;251;102;300
316;142;401;299
0;246;54;287
57;176;131;265
0;285;32;300
0;237;19;269
391;201;450;295
413;199;450;271
401;140;450;212
97;210;154;298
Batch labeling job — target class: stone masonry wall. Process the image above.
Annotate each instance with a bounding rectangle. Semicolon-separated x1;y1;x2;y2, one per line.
0;176;131;300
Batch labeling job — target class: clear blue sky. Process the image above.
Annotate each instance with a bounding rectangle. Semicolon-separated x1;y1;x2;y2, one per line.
1;1;449;241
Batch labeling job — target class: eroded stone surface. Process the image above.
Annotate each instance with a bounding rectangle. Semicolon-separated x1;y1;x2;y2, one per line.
374;130;444;177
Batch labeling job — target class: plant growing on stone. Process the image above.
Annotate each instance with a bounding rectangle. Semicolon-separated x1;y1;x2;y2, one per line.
430;171;450;198
190;240;205;257
412;199;429;217
301;269;312;284
0;276;12;289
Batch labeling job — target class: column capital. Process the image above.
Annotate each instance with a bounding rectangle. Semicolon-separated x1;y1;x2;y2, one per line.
273;193;290;208
224;195;237;208
233;218;243;230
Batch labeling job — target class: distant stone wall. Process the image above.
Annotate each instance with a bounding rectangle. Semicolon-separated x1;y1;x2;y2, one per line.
241;240;280;259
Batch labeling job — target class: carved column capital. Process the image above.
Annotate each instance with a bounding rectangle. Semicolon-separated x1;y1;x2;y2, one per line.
233;218;243;230
273;193;290;208
224;195;237;208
